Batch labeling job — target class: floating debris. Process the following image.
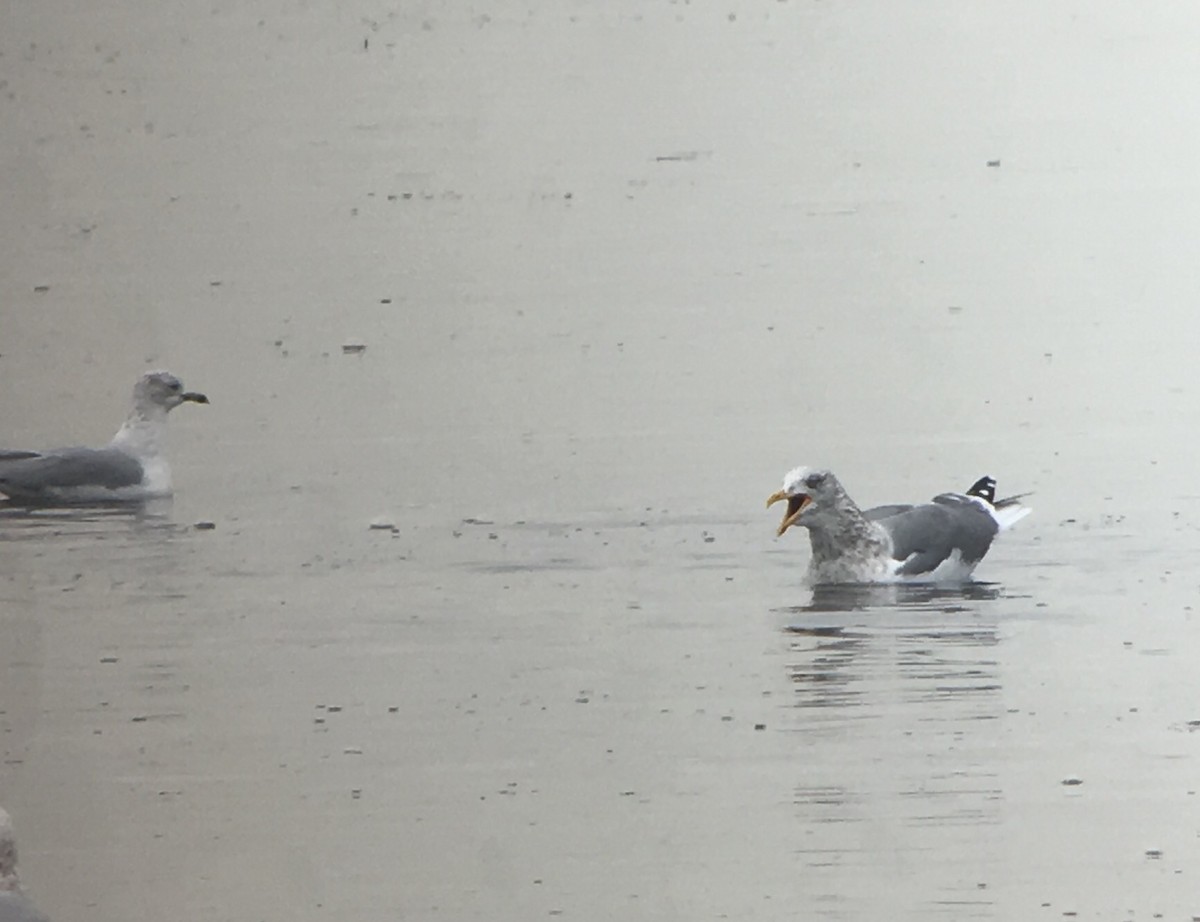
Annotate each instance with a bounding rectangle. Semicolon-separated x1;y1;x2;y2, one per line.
655;149;711;163
342;342;367;355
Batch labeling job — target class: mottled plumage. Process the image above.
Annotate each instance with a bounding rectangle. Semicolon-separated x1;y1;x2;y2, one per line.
767;467;1030;584
0;807;48;922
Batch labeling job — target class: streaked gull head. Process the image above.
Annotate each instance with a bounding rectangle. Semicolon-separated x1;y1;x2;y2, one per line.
766;466;854;536
0;807;16;890
0;807;49;921
132;371;209;415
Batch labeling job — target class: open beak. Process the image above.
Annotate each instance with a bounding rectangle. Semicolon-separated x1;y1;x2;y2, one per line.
766;490;811;536
181;392;209;404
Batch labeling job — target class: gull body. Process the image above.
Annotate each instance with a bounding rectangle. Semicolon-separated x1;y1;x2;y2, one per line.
767;467;1030;584
0;371;208;505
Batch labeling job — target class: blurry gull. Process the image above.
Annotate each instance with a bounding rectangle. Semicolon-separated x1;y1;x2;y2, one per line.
0;807;48;922
0;370;208;505
767;467;1030;583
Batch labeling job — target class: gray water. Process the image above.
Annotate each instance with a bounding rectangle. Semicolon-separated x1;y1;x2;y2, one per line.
3;2;1200;919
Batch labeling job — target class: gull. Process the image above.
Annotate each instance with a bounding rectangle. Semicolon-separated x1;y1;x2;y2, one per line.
0;807;48;922
0;370;208;505
767;467;1030;583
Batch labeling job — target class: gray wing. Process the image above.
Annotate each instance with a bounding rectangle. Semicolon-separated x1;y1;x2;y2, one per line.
877;496;999;576
864;503;914;521
0;448;143;499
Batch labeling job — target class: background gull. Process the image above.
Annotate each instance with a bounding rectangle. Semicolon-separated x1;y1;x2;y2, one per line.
0;370;207;505
767;467;1031;584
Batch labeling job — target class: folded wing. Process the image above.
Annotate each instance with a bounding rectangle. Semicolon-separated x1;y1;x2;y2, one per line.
0;448;144;500
873;497;999;576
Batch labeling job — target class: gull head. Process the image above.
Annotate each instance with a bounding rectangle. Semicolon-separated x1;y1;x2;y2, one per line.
133;370;209;414
766;466;842;536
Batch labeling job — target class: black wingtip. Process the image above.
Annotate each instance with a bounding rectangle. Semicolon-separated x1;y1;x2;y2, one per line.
965;475;996;504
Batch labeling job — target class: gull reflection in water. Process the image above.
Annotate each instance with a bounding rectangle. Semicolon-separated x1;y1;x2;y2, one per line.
792;580;1005;615
779;580;1023;915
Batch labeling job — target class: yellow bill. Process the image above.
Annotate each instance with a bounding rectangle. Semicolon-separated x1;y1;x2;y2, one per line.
767;490;811;536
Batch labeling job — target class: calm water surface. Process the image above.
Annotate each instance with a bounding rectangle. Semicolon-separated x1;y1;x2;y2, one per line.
3;2;1200;920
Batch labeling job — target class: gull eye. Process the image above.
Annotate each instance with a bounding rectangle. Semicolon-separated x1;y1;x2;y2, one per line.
805;472;825;489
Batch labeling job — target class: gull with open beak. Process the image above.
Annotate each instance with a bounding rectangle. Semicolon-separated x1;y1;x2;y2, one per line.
767;467;1030;584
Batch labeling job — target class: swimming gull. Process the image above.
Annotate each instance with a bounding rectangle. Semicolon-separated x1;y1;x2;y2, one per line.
766;467;1031;583
0;807;48;922
0;370;208;505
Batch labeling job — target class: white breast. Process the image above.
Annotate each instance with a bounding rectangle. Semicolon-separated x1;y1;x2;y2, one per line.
137;456;173;497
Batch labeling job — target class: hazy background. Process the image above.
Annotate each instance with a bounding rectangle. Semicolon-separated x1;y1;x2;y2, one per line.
2;2;1199;919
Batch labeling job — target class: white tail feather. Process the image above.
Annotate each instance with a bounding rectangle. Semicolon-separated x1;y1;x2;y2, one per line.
990;498;1032;530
